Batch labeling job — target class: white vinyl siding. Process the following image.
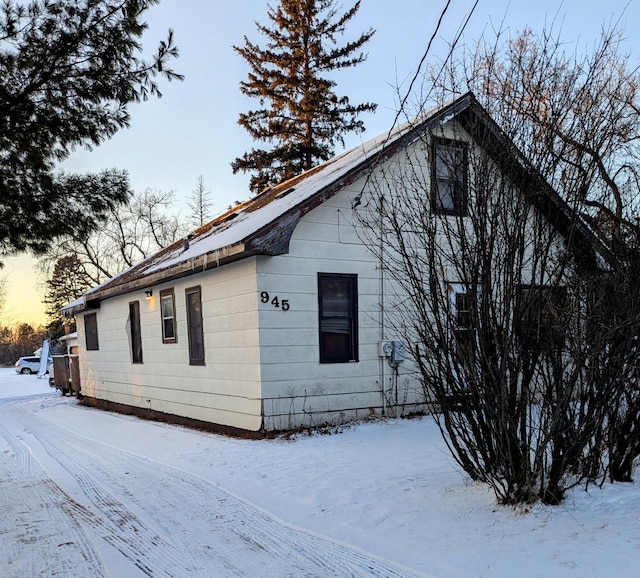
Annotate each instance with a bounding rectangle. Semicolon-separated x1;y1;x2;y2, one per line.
77;259;263;432
256;182;420;431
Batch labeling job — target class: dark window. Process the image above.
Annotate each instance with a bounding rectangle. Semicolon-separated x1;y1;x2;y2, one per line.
129;301;143;364
160;288;177;343
84;313;99;351
451;288;477;365
432;138;468;216
318;273;358;363
186;286;205;365
517;286;567;351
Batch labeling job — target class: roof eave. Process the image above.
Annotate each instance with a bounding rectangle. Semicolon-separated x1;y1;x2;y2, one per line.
74;241;250;309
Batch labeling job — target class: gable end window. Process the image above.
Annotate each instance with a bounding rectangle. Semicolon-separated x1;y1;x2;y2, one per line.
185;286;205;366
84;312;99;351
318;273;358;363
129;301;143;364
160;288;177;343
431;138;468;216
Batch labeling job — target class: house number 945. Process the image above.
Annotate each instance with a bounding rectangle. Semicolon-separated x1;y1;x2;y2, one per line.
260;291;290;311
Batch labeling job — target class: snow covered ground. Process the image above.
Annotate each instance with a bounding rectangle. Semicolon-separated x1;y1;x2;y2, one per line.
1;367;638;577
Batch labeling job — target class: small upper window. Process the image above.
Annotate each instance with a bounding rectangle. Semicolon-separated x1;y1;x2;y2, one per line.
160;288;177;343
84;312;99;351
432;138;468;216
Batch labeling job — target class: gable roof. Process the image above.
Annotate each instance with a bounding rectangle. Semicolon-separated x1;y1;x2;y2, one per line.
66;92;610;314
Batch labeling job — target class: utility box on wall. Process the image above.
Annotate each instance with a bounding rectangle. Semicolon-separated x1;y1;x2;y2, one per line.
378;340;405;367
390;340;405;365
378;341;393;357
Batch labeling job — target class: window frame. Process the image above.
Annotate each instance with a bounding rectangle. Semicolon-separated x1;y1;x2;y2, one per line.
129;300;143;364
84;312;99;351
448;283;478;366
431;137;469;216
159;288;177;344
185;285;205;366
317;273;359;364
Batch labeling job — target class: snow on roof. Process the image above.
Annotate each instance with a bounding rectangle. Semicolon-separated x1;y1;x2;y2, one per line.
59;332;78;342
86;96;465;300
60;296;84;312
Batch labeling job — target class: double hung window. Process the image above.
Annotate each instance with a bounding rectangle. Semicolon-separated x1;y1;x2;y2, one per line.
129;301;143;364
448;284;478;366
84;313;99;351
432;138;468;216
160;289;177;343
186;286;205;365
318;273;358;363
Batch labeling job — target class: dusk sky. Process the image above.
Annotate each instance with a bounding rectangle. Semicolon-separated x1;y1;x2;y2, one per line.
2;0;639;327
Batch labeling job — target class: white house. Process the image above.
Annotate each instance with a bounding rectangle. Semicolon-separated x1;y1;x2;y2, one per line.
65;93;607;435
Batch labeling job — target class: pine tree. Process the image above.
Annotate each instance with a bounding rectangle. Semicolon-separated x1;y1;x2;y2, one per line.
232;0;376;194
187;176;214;228
43;255;93;336
0;0;182;258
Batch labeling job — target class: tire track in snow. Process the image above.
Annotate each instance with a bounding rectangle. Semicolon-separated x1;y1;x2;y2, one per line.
6;404;211;578
14;406;320;577
14;402;428;578
37;437;193;577
0;413;106;578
